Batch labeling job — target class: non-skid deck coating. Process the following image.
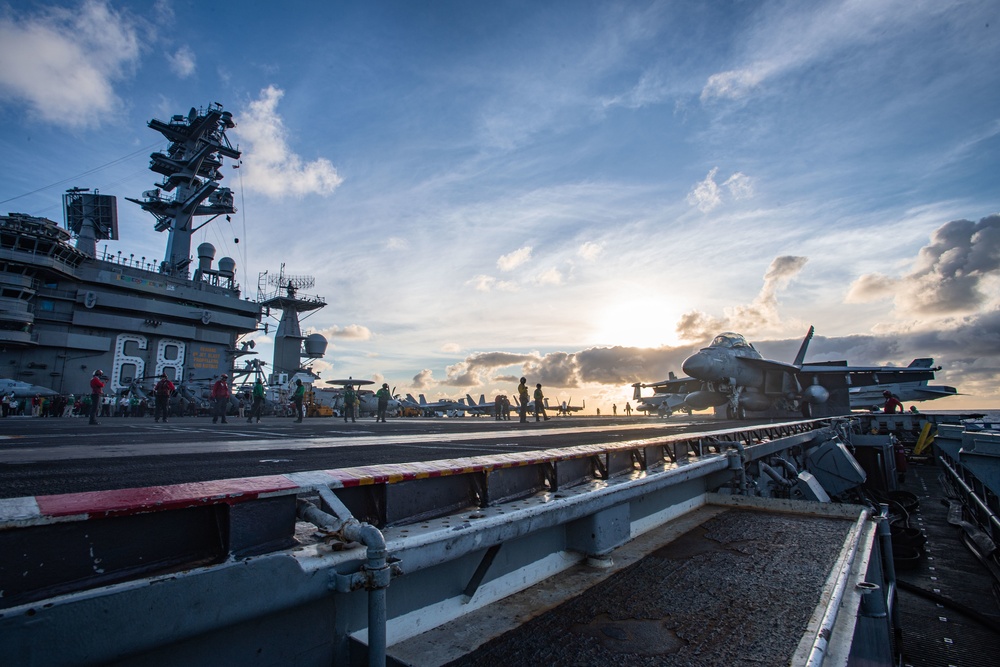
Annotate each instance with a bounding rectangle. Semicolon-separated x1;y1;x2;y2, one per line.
443;509;853;667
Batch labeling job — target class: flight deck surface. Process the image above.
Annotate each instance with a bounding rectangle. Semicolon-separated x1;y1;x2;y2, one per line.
0;414;748;499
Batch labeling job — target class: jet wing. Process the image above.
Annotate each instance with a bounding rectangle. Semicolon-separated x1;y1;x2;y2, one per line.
739;357;802;374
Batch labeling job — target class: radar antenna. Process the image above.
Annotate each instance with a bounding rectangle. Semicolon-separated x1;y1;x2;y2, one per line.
259;263;327;378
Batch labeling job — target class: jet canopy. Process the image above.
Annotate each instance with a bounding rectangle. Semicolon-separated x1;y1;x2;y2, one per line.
709;333;752;349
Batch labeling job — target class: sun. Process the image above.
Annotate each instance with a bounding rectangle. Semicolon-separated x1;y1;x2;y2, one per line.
590;301;683;349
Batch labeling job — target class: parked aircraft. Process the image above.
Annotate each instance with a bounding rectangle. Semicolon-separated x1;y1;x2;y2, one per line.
0;378;59;399
319;379;400;417
631;372;701;416
402;393;470;416
846;359;957;408
463;394;497;417
679;327;944;419
546;397;584;415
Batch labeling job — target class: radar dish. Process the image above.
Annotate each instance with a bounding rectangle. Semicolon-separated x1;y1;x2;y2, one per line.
63;189;119;240
267;271;315;291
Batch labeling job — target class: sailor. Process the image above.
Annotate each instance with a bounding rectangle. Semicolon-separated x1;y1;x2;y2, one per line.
211;374;230;424
376;383;391;422
153;373;175;423
517;378;529;423
248;378;265;423
343;384;357;423
89;370;105;425
292;379;305;423
494;394;503;421
533;383;550;422
882;390;904;414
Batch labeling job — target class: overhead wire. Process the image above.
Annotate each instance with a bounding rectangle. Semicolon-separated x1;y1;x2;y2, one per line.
0;141;163;207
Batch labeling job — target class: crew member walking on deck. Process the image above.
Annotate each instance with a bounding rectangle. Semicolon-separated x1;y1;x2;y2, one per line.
533;383;550;422
248;378;265;423
343;384;357;423
153;373;175;423
882;390;904;414
292;379;305;422
89;370;105;425
376;383;391;422
517;378;529;423
211;374;230;424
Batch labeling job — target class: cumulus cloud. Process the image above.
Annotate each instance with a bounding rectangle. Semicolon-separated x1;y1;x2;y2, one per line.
314;324;372;341
166;45;195;78
497;246;533;271
412;368;435;389
848;215;1000;316
676;255;808;341
237;86;344;197
0;0;142;127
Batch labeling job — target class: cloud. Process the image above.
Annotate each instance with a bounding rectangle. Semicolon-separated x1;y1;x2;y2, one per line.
685;169;753;212
701;65;770;103
0;0;142;127
676;255;808;341
237;86;344;197
534;267;563;286
314;324;372;341
848;215;1000;317
497;246;533;271
166;45;195;78
386;237;409;250
441;343;461;354
467;274;518;292
412;369;434;389
686;168;723;212
578;242;603;261
724;172;754;200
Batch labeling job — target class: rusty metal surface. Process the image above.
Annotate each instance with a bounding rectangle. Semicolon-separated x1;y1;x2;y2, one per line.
444;508;854;666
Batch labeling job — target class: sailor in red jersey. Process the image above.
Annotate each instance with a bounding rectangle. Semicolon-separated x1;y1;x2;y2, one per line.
153;373;175;423
882;390;904;414
211;374;230;424
89;370;105;425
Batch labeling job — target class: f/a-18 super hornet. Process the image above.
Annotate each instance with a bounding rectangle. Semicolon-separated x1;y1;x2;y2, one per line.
677;327;947;419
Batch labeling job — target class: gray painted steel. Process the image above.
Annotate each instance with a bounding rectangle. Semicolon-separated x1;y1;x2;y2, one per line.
0;418;898;666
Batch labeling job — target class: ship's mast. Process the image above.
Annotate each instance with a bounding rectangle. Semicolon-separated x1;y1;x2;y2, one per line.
126;104;240;278
260;265;328;377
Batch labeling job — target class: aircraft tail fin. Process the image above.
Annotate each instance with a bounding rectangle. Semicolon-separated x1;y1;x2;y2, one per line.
479;394;486;406
418;394;427;405
793;326;815;366
908;358;935;368
466;394;477;407
632;383;642;401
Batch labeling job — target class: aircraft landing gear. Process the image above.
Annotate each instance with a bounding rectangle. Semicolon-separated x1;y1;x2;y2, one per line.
800;402;813;418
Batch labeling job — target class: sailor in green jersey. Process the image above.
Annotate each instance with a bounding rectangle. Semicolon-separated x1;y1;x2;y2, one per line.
375;383;391;422
292;379;305;423
248;378;265;423
343;384;357;423
533;383;550;422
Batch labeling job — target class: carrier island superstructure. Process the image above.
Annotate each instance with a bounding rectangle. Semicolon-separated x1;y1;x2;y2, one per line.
0;104;261;397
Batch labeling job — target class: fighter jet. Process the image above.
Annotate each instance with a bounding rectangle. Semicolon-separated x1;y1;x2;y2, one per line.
401;393;471;416
846;359;957;408
0;378;59;399
546;397;585;415
679;327;944;419
631;372;701;416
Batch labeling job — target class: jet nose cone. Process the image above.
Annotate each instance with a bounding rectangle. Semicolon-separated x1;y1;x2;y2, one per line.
681;352;716;380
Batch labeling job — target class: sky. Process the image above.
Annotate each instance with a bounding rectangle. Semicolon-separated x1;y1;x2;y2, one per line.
0;0;998;411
